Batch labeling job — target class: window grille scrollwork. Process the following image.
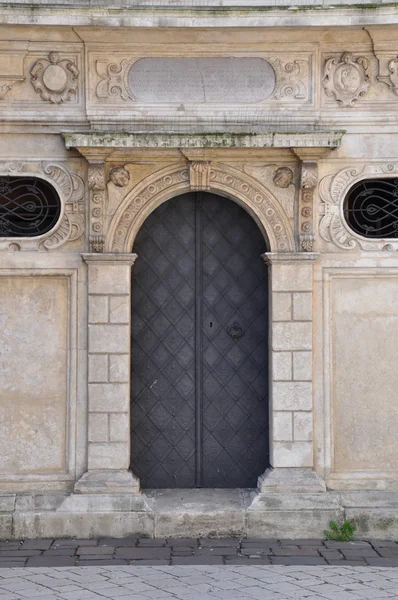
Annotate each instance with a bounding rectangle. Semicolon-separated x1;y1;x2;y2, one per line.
0;176;61;238
344;178;398;239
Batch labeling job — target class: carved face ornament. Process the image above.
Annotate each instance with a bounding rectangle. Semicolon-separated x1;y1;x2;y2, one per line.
273;167;293;188
110;166;130;188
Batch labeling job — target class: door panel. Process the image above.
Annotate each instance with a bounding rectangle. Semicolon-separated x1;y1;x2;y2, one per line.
130;192;269;488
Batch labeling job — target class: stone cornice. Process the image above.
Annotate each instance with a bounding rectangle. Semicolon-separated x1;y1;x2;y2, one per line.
63;131;344;156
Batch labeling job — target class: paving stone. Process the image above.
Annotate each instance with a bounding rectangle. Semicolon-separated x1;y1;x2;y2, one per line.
115;548;171;559
199;539;240;547
171;556;224;565
166;539;199;546
77;548;115;556
77;560;128;566
137;539;167;547
21;540;53;550
129;559;170;565
366;557;398;567
271;556;327;565
26;557;76;567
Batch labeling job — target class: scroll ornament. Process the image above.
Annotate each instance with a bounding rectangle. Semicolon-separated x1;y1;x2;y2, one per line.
322;52;371;107
30;52;79;104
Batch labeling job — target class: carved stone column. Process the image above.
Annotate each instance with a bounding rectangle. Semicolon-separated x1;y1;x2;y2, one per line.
88;161;107;253
75;253;139;494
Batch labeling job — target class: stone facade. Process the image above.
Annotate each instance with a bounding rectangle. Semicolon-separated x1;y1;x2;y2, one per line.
0;1;398;538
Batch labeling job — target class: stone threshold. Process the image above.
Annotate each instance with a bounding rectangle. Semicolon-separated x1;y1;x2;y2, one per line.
1;488;398;540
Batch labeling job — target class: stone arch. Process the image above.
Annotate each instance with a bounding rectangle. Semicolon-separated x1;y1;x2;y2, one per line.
107;162;295;253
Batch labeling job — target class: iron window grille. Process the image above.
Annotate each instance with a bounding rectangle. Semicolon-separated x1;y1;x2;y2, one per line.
344;178;398;239
0;176;61;238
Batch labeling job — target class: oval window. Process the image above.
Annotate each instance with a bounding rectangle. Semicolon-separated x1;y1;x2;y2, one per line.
344;178;398;239
0;176;61;238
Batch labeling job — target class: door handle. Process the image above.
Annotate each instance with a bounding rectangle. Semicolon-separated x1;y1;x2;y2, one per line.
227;322;244;339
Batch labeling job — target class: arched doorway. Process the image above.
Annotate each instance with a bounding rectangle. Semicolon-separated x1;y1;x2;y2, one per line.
130;191;269;488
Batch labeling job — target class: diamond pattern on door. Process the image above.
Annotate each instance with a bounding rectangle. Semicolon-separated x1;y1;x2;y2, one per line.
131;192;269;488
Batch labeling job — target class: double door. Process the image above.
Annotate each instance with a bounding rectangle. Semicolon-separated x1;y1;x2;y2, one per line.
130;192;269;488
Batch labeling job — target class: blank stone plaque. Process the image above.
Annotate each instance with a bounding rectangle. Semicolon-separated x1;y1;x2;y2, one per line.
128;57;276;103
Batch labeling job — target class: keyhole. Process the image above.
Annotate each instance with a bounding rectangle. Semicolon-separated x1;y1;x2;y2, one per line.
210;321;213;328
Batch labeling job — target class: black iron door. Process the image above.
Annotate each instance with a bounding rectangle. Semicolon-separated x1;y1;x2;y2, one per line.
130;192;269;488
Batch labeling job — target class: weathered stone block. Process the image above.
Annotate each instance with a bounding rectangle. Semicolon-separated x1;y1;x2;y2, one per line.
273;322;312;351
110;413;129;442
88;442;129;470
109;354;129;383
273;441;313;467
88;295;109;324
88;383;129;412
293;412;313;441
88;413;108;443
273;352;292;381
89;324;129;353
293;292;312;321
272;292;292;321
109;295;130;324
273;382;312;410
88;354;108;383
272;264;313;292
293;351;312;381
88;264;131;295
273;412;293;441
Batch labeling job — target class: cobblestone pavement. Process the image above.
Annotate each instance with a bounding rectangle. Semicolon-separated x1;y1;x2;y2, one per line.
0;538;398;568
0;564;397;599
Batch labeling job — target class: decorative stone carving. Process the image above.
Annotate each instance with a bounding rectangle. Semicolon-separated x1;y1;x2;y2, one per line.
269;59;309;101
0;160;85;251
30;52;79;104
322;52;371;107
298;162;317;252
378;56;398;96
319;163;398;251
189;161;211;191
109;166;130;188
273;167;294;188
95;58;134;101
243;164;295;219
88;162;107;253
95;56;310;104
108;163;294;254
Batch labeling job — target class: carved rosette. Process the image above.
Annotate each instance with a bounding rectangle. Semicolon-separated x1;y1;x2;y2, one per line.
322;52;371;107
319;163;398;251
0;160;85;251
88;162;106;253
298;162;317;252
30;52;79;104
189;161;211;191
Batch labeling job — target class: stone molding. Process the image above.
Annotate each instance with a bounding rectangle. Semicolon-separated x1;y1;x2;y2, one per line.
263;252;319;264
319;162;398;251
107;162;295;253
63;131;344;151
0;160;85;252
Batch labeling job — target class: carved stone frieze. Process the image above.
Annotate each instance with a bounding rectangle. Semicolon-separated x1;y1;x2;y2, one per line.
88;162;107;253
319;163;398;251
108;163;294;254
243;164;295;219
322;52;371;107
0;160;85;251
269;58;309;101
189;161;211;191
30;52;79;104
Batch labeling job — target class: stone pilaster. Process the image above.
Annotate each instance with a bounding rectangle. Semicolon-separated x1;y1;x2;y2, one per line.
258;251;325;493
75;253;139;494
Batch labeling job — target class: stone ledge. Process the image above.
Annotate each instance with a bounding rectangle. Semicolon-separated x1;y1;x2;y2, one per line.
64;131;344;151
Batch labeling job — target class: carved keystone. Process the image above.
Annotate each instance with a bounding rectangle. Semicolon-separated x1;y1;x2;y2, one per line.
189;161;211;191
